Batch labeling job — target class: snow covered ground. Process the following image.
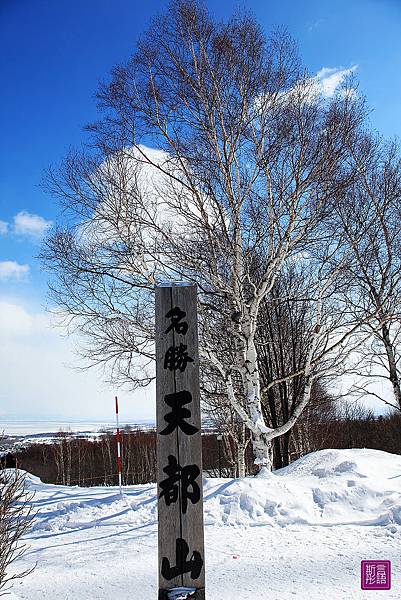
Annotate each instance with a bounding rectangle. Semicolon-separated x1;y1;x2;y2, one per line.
6;448;401;599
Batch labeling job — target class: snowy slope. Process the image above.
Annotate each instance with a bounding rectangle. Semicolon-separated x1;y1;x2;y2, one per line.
6;448;401;599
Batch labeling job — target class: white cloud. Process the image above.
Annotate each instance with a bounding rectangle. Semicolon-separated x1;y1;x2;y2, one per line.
0;220;8;235
315;66;358;98
0;261;30;281
274;65;358;111
13;211;52;240
0;298;154;421
0;300;45;336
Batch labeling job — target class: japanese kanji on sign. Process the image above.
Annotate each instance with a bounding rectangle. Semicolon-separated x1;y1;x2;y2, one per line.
156;283;205;600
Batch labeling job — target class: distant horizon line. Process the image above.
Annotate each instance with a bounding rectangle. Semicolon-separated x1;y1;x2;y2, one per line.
0;417;156;423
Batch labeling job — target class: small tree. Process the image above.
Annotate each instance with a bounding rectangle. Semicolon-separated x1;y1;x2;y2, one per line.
0;468;35;596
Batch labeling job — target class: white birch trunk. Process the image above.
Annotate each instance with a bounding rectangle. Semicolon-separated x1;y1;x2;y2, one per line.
240;324;274;470
381;323;401;409
203;286;322;474
237;440;246;478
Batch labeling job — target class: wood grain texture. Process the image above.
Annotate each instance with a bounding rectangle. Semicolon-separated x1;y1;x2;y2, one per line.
156;283;205;598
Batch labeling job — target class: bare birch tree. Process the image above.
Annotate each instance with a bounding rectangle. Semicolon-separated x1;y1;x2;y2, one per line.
42;0;368;470
333;134;401;411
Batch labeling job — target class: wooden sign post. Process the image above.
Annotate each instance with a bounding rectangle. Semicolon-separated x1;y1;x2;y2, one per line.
156;283;205;600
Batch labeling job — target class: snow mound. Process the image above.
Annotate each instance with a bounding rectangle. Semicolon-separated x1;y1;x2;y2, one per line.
18;449;401;534
203;448;401;528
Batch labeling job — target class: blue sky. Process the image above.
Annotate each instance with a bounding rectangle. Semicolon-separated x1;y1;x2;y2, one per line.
0;0;400;421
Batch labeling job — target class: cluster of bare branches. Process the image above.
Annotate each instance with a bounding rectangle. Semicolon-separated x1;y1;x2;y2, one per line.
0;468;35;596
330;134;401;411
41;0;401;471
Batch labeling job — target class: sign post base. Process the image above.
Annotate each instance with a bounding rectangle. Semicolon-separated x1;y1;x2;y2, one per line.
158;588;205;600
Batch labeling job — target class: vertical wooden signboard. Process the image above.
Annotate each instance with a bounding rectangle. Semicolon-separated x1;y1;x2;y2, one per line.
156;283;205;600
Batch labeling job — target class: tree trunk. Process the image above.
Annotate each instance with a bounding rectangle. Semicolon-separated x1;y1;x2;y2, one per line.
252;432;273;472
237;442;246;478
272;437;283;470
240;335;274;471
281;431;291;467
382;323;401;409
236;423;247;478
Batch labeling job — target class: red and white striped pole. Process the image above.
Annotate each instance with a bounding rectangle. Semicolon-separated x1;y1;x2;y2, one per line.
115;395;123;495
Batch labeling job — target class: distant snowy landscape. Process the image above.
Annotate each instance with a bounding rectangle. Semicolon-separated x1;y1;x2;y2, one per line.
0;420;156;453
6;448;401;599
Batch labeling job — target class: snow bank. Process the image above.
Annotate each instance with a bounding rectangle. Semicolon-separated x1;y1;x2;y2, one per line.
8;449;401;600
203;448;401;527
22;448;401;534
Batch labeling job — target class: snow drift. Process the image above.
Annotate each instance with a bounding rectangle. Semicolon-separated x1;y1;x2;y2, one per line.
24;448;401;533
7;448;401;600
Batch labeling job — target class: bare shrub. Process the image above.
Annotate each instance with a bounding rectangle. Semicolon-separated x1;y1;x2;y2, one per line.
0;468;35;596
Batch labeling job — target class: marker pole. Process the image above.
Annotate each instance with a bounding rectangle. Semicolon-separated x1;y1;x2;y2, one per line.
115;396;123;495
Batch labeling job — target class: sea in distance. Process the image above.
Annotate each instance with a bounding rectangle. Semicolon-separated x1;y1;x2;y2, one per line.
0;419;155;437
0;417;214;453
0;419;156;452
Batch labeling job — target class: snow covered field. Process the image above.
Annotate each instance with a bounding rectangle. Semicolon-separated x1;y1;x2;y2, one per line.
7;448;401;599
